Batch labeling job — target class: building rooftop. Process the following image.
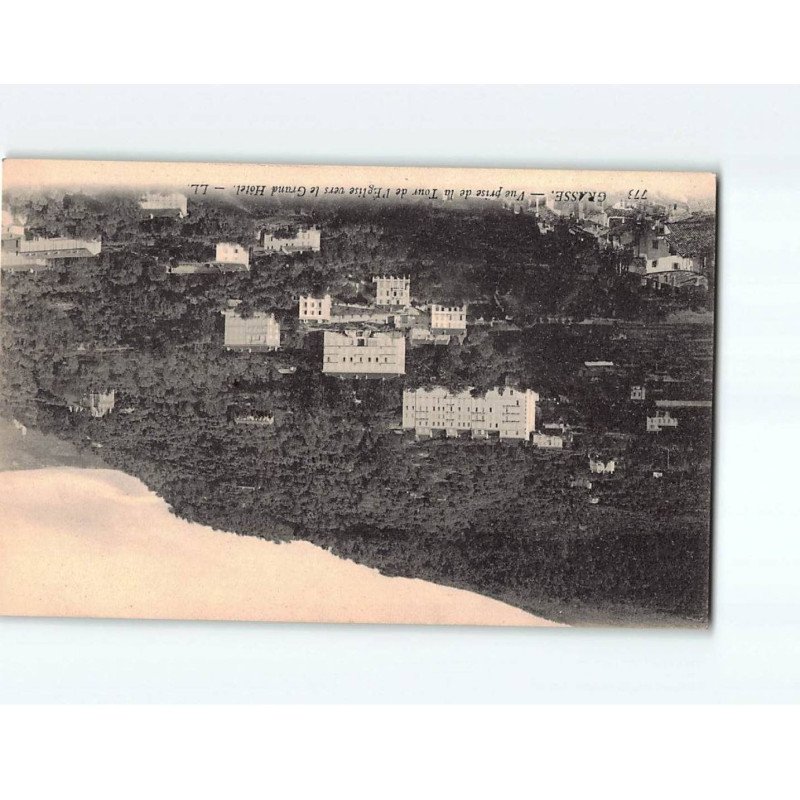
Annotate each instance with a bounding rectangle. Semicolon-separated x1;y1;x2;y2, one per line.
322;329;406;376
223;311;281;350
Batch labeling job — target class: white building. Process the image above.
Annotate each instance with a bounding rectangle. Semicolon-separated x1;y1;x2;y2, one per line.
299;294;333;321
373;276;410;307
532;433;564;449
322;330;405;376
630;385;646;401
645;255;695;275
17;237;102;257
223;310;281;351
430;304;467;332
234;414;275;426
402;387;538;440
589;458;616;474
139;192;188;218
646;411;679;433
216;242;250;267
261;226;321;253
69;390;115;418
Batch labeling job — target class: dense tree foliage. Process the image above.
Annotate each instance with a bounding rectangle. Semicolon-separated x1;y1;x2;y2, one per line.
0;194;713;624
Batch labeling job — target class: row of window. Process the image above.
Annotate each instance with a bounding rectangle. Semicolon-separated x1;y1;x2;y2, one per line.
326;356;394;363
406;401;522;411
411;422;521;431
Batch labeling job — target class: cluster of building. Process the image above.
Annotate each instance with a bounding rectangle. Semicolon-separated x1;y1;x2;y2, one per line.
646;399;712;433
295;277;572;447
298;276;469;379
614;218;708;290
169;226;321;275
299;276;415;324
634;388;712;433
2;211;103;272
5;193;710;459
137;193;321;255
537;196;708;291
299;294;395;326
220;274;555;446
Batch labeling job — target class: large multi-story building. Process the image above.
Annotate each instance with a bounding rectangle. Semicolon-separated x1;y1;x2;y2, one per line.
402;386;538;440
430;304;467;332
322;330;405;376
299;294;333;321
216;242;250;267
223;310;281;351
2;236;103;271
139;191;188;218
373;276;410;307
261;226;321;253
636;253;707;290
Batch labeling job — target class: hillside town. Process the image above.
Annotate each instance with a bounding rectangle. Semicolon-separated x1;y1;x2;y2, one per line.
0;186;714;625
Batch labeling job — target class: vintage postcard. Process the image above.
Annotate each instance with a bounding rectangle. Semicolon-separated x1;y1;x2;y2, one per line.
0;159;715;627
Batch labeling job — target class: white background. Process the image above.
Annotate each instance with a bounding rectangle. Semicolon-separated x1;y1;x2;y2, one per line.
0;85;798;704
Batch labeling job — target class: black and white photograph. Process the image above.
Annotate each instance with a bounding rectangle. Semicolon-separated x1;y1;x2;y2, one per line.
0;159;716;627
